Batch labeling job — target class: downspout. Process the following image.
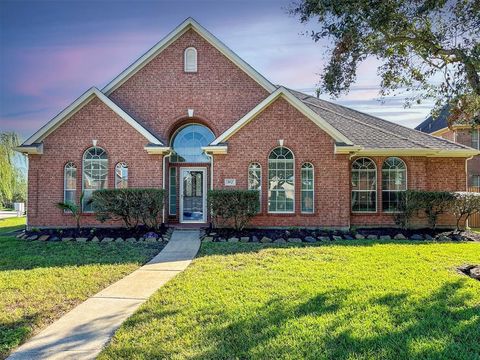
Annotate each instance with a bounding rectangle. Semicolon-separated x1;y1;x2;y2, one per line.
162;150;172;224
206;152;214;190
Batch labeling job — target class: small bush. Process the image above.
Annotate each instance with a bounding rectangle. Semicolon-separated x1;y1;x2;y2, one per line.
451;192;480;230
91;188;165;229
208;190;259;230
394;190;456;229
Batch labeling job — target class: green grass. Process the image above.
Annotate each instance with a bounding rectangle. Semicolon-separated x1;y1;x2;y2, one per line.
0;220;164;359
0;217;26;235
100;241;480;360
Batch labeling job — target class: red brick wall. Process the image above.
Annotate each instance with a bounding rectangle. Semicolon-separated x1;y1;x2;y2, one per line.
213;97;352;228
350;156;466;227
109;29;269;141
27;98;163;228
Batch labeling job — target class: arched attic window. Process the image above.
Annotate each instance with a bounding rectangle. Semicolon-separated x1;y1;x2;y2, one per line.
184;47;197;72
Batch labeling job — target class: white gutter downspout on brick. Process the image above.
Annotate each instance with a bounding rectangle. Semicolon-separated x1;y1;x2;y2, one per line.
162;150;172;224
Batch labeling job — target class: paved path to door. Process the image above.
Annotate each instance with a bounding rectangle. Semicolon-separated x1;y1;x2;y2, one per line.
8;229;201;360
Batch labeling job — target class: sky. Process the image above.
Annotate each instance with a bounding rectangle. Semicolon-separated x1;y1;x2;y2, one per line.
0;0;434;140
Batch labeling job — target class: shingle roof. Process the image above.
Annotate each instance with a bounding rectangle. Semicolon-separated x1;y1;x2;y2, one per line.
289;89;468;151
414;105;449;133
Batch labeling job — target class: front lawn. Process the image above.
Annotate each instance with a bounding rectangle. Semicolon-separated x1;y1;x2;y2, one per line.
0;219;164;359
100;241;480;360
0;217;26;235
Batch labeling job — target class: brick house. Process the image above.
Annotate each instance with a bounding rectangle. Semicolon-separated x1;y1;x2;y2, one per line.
416;106;480;187
17;18;479;229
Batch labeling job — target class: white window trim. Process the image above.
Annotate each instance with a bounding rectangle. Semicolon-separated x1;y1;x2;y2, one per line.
472;128;480;150
114;162;128;189
351;157;377;213
268;146;295;214
82;147;108;213
382;157;407;213
301;162;314;214
184;47;197;73
63;162;76;210
248;162;262;214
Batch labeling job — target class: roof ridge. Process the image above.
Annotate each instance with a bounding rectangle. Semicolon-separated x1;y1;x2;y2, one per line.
293;89;470;150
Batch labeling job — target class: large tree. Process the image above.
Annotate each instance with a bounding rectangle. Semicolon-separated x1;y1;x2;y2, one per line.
290;0;480;126
0;132;27;208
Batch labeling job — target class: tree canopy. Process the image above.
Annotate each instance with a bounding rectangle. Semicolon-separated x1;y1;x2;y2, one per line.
290;0;480;126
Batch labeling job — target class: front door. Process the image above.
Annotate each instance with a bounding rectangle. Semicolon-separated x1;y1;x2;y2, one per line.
179;167;207;223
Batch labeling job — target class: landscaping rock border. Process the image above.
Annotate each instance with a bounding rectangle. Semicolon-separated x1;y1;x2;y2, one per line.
200;229;478;244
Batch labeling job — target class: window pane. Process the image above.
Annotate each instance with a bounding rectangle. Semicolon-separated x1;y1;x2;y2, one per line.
82;147;108;212
169;167;177;215
115;162;128;189
171;124;214;163
268;147;294;213
381;157;407;211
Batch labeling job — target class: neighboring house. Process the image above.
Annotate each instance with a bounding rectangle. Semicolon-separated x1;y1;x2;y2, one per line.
416;107;480;187
16;18;479;229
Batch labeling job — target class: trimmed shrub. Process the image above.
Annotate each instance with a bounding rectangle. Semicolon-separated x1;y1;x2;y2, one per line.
451;192;480;230
394;190;456;229
208;190;259;230
91;188;165;229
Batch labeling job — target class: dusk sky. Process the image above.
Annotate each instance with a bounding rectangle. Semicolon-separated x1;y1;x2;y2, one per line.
0;0;434;140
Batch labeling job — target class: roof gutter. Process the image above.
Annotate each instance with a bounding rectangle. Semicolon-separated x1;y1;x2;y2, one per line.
15;143;43;155
335;145;480;158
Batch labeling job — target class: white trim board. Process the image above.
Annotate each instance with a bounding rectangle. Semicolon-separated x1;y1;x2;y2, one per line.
211;87;353;146
21;87;164;147
102;17;276;95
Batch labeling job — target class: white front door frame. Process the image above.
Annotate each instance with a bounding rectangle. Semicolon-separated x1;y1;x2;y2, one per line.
179;167;207;223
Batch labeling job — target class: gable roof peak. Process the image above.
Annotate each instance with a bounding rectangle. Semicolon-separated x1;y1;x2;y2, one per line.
101;17;276;95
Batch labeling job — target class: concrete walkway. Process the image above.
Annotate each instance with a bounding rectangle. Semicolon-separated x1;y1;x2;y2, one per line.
8;229;201;360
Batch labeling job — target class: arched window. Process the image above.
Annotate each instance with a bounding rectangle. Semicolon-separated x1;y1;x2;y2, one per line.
351;158;377;212
248;162;262;213
82;146;108;212
382;157;407;212
268;147;294;213
115;162;128;189
64;162;76;204
170;124;215;163
301;162;314;213
184;47;197;72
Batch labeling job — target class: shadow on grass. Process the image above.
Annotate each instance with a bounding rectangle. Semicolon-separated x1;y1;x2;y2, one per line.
190;280;480;359
197;239;473;258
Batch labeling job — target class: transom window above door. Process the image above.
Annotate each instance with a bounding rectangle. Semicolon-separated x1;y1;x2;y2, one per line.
170;124;215;163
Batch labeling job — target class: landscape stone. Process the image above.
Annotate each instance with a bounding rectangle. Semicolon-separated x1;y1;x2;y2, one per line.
355;234;365;239
240;237;250;243
102;237;114;242
394;233;407;240
20;234;28;239
410;234;423;240
469;267;480;280
287;238;302;243
49;236;60;242
209;232;217;236
145;237;157;243
38;235;50;241
379;235;391;240
424;234;434;240
343;235;354;240
228;237;239;243
76;237;88;242
126;237;137;243
318;236;330;241
260;236;272;243
91;236;100;242
218;237;226;242
138;237;144;242
61;237;73;241
332;235;343;241
203;236;214;242
27;235;38;241
16;232;25;238
274;238;287;243
304;236;316;243
436;235;451;241
367;235;378;240
115;237;124;242
251;235;259;243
